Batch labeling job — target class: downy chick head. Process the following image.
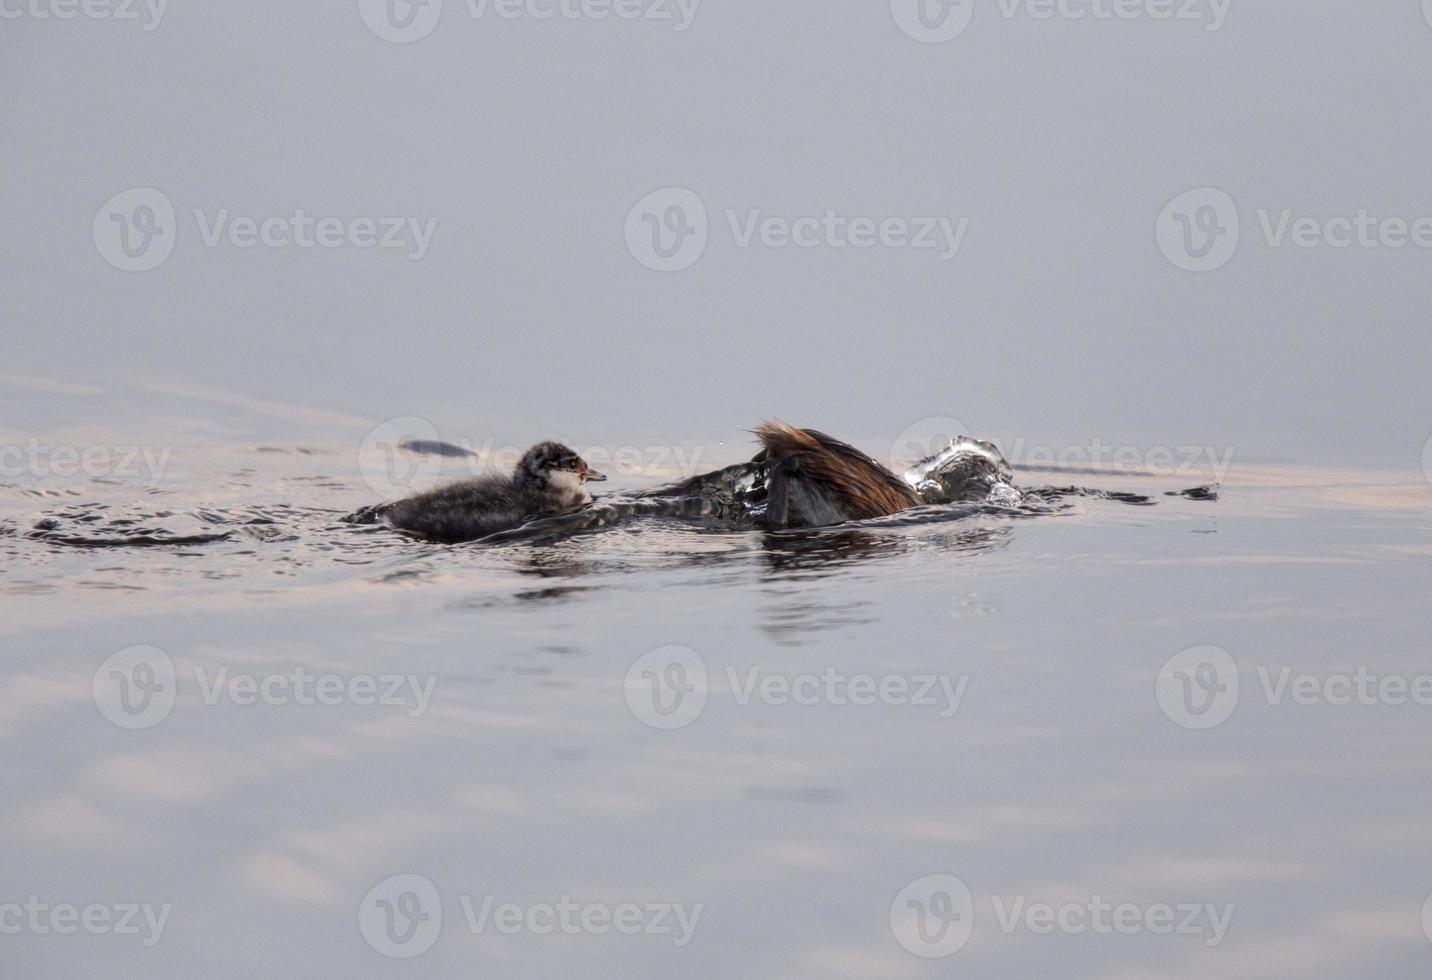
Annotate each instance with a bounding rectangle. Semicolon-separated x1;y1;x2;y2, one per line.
514;442;607;507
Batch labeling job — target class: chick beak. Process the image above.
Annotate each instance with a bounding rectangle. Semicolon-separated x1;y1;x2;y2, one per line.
581;463;607;483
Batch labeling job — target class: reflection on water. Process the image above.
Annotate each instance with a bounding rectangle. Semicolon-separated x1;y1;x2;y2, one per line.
3;422;1431;980
753;527;1014;644
758;528;909;575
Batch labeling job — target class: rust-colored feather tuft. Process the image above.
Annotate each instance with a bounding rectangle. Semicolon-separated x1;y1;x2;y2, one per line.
755;420;919;520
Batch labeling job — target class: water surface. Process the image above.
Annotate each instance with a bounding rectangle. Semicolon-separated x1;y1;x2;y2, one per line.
3;383;1430;979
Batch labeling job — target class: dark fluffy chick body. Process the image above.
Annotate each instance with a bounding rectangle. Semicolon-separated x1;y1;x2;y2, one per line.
382;441;604;543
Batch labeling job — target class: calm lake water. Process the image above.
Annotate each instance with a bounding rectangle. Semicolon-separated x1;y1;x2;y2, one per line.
3;380;1431;979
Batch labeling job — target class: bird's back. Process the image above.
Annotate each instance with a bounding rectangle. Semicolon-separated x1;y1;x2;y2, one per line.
383;475;538;543
756;421;919;523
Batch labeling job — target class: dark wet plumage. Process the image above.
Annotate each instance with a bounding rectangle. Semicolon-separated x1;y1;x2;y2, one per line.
348;442;605;543
754;421;921;528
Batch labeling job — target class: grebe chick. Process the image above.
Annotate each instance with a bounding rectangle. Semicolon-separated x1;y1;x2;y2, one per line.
382;442;606;543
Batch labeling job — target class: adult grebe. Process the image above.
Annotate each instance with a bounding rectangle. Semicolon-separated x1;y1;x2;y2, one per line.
640;421;1017;530
755;421;921;528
